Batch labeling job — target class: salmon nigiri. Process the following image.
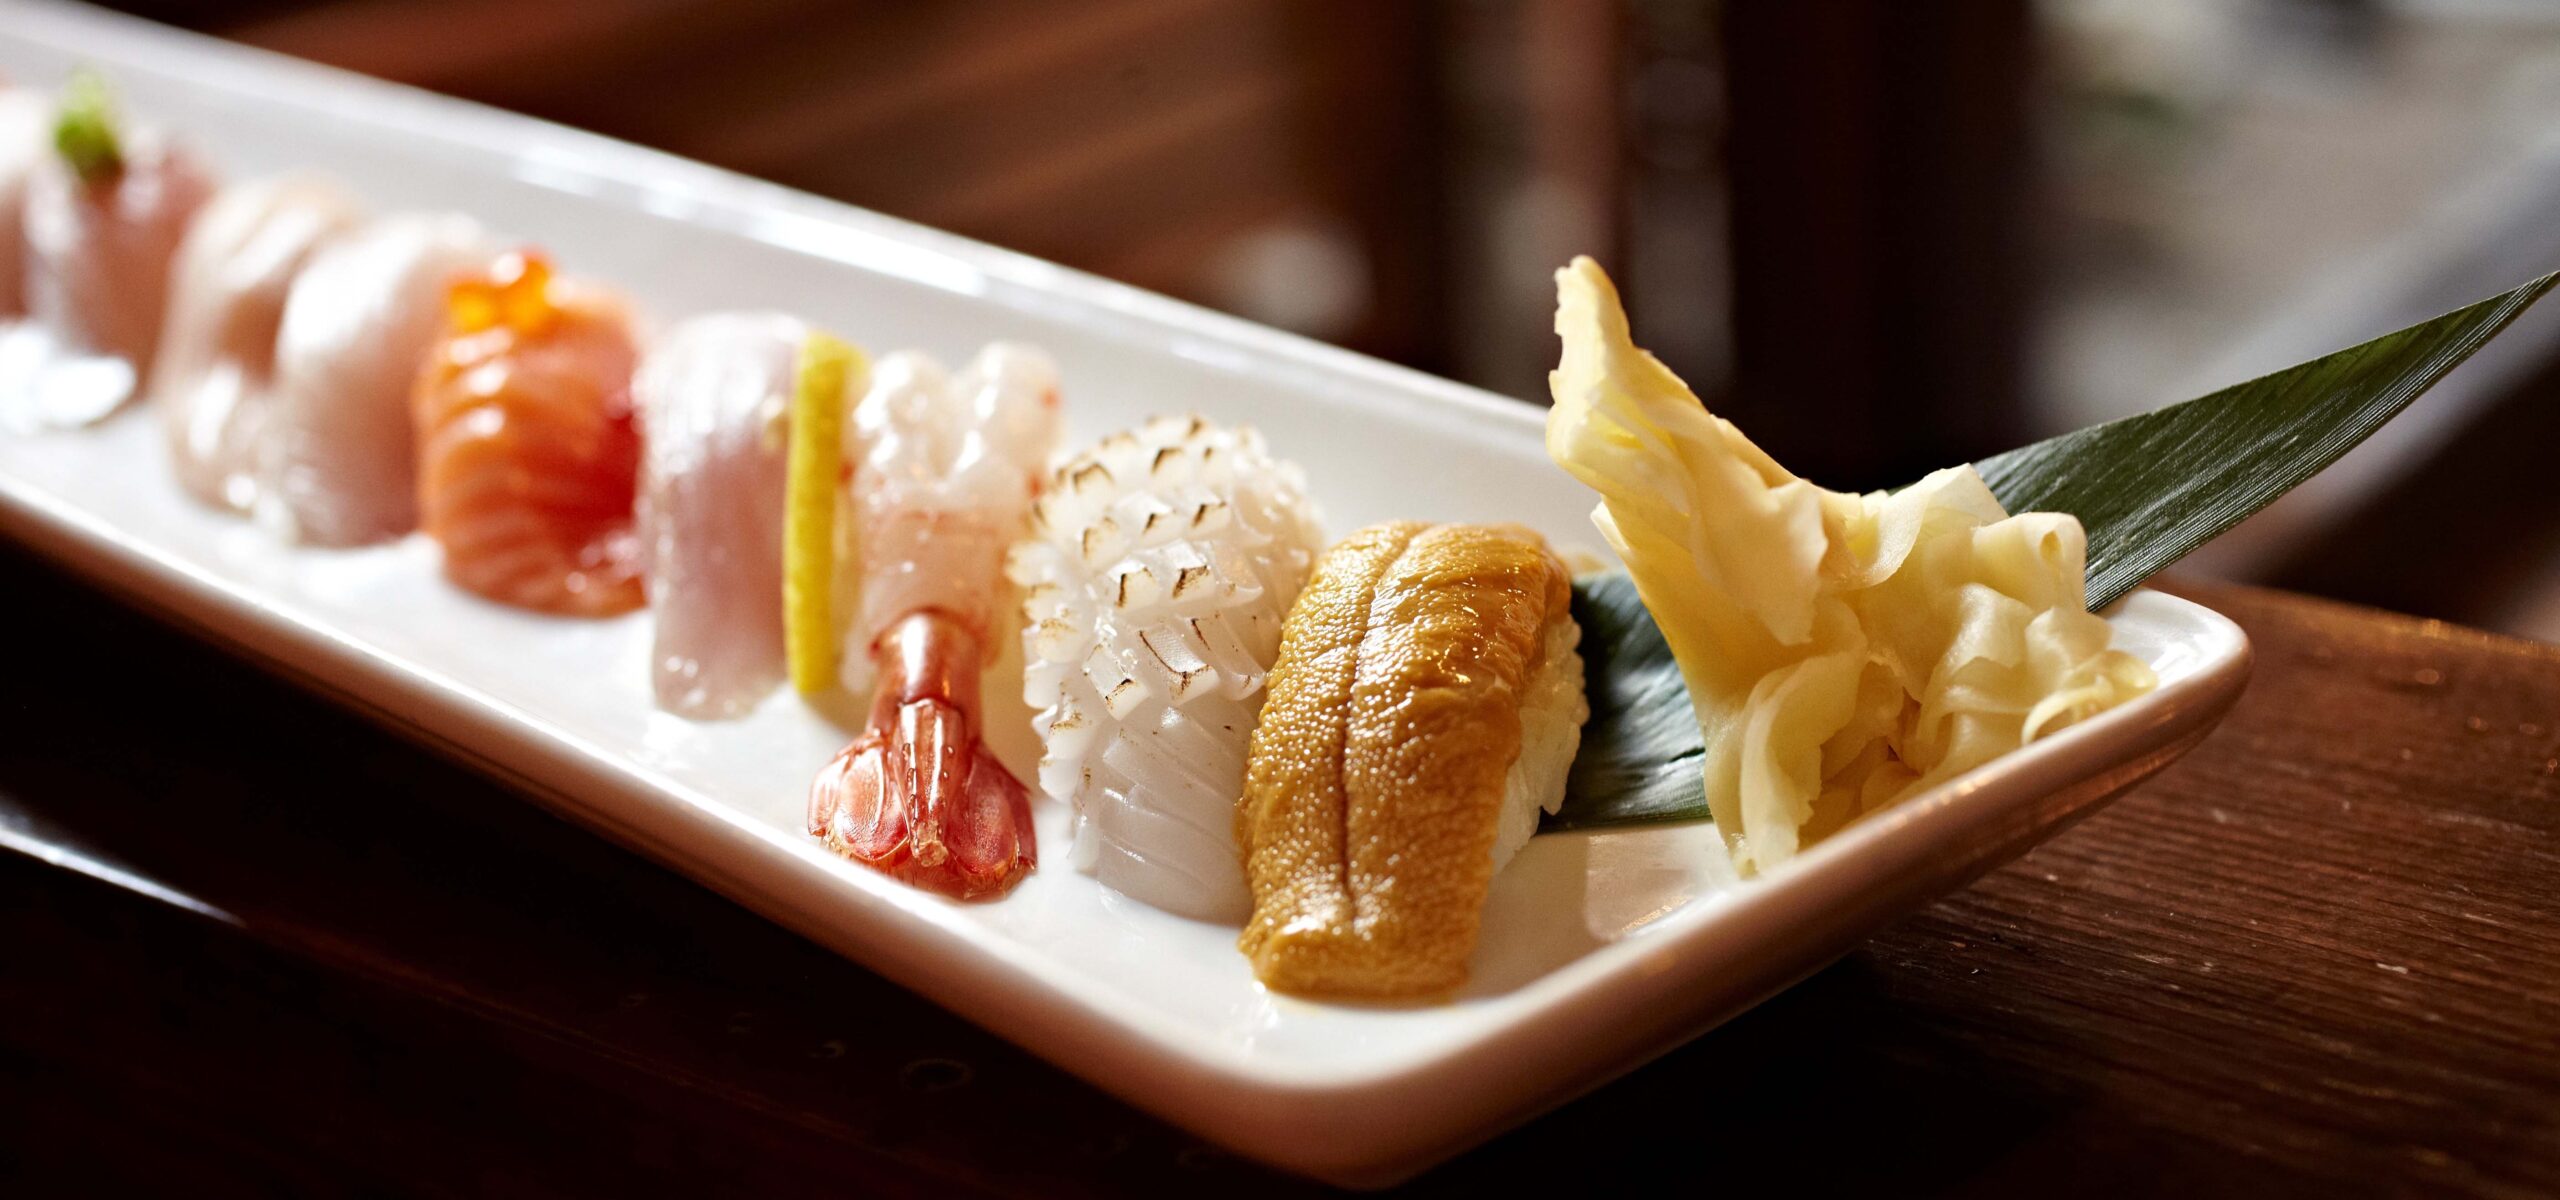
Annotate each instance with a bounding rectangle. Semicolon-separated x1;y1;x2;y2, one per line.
414;249;645;617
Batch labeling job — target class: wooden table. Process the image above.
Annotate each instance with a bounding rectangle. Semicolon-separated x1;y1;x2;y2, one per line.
3;540;2555;1198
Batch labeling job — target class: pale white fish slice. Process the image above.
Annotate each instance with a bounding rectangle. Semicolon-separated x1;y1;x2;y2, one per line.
152;173;364;513
633;311;803;720
261;212;487;547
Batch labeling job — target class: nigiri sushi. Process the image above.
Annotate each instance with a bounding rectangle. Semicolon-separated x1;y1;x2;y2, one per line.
807;344;1060;899
413;249;645;617
0;86;48;318
1010;416;1322;922
631;312;804;718
152;174;363;512
1235;521;1586;998
14;71;216;425
264;212;487;546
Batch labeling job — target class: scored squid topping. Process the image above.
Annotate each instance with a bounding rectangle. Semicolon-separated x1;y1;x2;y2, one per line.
1009;415;1323;922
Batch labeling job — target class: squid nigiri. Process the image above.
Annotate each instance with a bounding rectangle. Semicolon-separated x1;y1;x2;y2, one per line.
413;249;645;617
806;344;1060;899
631;312;804;718
264;212;487;546
152;174;363;512
1009;416;1322;922
1236;522;1586;998
13;71;215;426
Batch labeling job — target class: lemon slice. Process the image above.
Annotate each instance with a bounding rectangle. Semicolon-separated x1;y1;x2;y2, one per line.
785;330;864;696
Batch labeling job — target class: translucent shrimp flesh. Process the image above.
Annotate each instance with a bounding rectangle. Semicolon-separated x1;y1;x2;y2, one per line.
807;345;1060;900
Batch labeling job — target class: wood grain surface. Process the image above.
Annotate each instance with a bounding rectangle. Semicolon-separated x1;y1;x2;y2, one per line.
1;538;2554;1197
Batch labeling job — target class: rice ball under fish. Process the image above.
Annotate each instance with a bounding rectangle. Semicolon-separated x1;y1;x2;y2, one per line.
1010;416;1321;923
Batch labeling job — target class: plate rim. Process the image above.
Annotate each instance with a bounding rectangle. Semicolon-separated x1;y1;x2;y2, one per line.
0;1;2257;1183
0;400;2254;1185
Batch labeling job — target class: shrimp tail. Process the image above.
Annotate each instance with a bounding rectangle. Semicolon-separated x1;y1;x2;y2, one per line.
808;611;1035;898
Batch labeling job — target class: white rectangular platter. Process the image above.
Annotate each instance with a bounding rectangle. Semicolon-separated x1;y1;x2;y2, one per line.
0;2;2252;1186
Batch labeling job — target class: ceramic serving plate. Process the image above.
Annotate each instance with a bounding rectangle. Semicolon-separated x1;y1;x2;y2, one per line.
0;2;2252;1185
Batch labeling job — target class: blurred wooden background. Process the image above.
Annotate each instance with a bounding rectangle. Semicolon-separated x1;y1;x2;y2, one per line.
110;0;1495;377
87;0;2560;642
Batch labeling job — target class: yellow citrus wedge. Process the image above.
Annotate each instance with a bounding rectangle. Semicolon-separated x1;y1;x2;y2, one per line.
785;330;864;696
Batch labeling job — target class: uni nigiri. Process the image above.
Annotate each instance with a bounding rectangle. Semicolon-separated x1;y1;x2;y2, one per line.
15;71;215;425
807;344;1060;899
1236;521;1586;998
152;174;363;512
413;249;645;617
1010;416;1322;922
264;212;487;546
631;312;804;718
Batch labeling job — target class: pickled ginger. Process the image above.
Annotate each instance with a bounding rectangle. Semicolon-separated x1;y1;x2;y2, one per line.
1545;257;2153;873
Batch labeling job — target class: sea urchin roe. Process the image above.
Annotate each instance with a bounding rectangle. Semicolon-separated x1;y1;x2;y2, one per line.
1237;521;1575;999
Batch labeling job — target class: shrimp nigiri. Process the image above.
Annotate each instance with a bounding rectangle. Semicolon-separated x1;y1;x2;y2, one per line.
413;249;645;617
264;212;487;546
632;312;804;718
12;71;215;427
807;345;1060;899
152;174;363;512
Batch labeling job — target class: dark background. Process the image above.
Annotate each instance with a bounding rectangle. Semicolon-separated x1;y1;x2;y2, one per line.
95;0;2560;640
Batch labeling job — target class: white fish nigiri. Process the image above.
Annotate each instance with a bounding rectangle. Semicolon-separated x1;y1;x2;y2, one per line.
632;312;803;719
12;83;216;427
152;174;364;513
24;145;215;372
1010;416;1321;922
0;87;48;317
262;212;487;546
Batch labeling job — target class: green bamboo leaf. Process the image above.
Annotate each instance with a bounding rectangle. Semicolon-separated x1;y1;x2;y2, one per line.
1980;271;2558;610
1549;271;2557;832
1551;571;1700;831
